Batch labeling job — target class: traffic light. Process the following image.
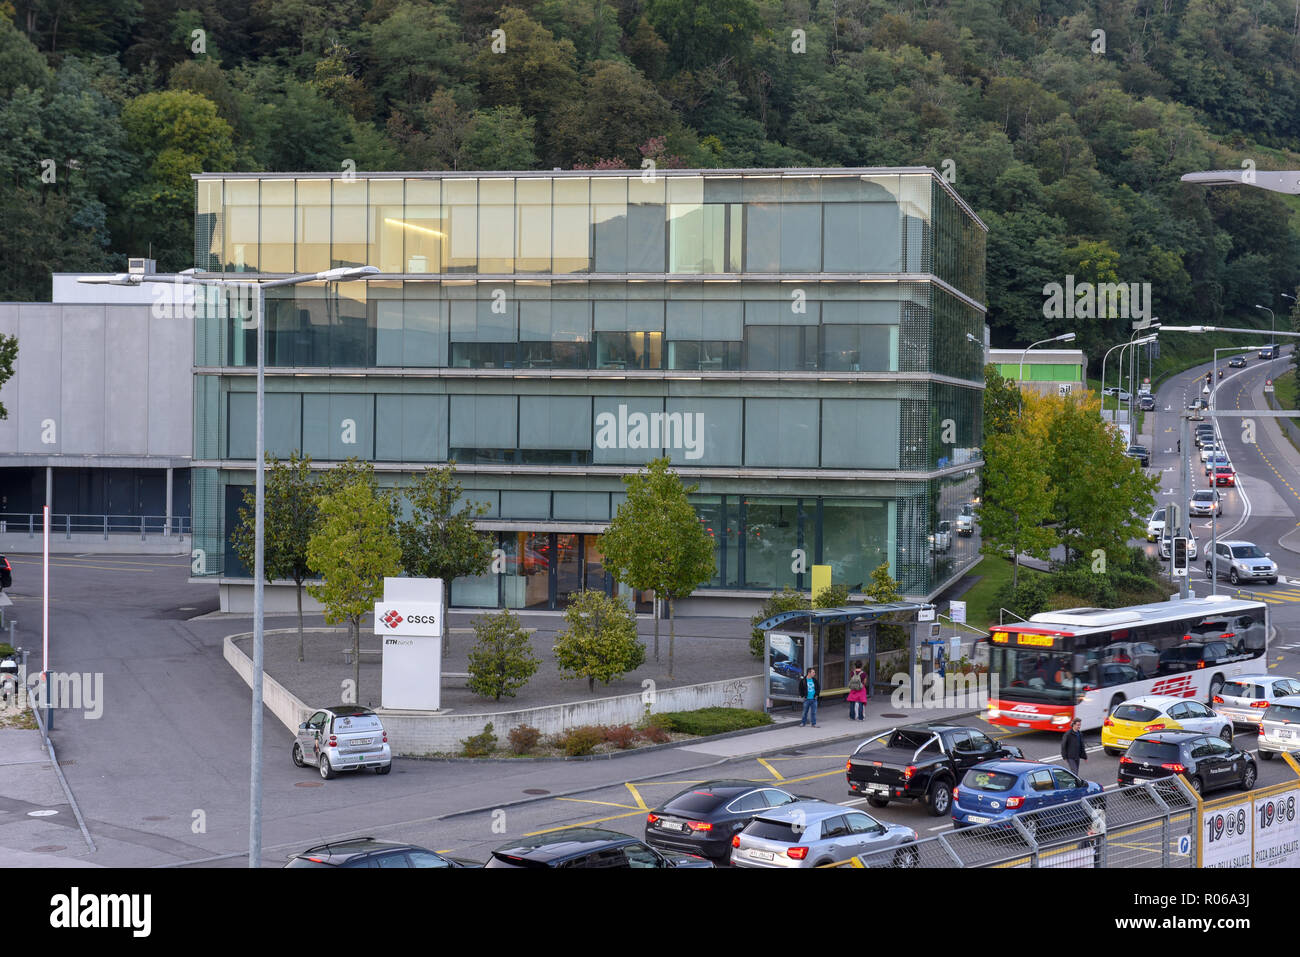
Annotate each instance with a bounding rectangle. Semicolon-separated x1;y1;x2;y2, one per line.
1172;537;1189;577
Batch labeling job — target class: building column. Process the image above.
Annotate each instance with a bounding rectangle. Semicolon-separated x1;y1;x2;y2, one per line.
165;467;174;536
45;466;53;512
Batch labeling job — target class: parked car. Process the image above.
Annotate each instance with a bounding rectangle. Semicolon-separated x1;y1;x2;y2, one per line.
1139;395;1156;411
846;724;1023;815
644;780;802;864
951;761;1103;838
1125;445;1150;467
293;705;392;779
1145;508;1166;543
1103;387;1132;401
285;838;481;868
730;801;918;868
1214;464;1236;487
1097;641;1159;678
1257;696;1300;760
1206;541;1277;585
1117;730;1257;794
1214;676;1300;728
1189;489;1222;517
1228;356;1247;368
1157;639;1238;677
486;827;713;868
0;556;10;589
1101;695;1233;755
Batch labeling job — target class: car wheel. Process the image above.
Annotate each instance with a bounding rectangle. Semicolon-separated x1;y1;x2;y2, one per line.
375;762;392;775
1261;750;1276;761
893;846;920;868
1219;725;1234;744
319;752;336;780
1209;675;1225;701
1187;775;1203;795
1242;762;1257;790
292;743;305;768
927;780;952;816
867;796;889;809
1109;694;1125;715
1230;569;1240;585
1269;578;1278;585
1205;562;1213;579
814;859;833;868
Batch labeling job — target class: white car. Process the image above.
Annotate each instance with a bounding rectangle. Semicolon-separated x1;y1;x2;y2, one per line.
1188;489;1221;517
1145;507;1166;543
1213;676;1300;728
1258;696;1300;760
1198;443;1219;464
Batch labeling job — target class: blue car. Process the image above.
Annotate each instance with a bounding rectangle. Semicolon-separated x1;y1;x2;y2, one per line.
951;760;1103;837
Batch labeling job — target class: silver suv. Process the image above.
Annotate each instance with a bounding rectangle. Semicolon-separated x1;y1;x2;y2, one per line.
731;800;918;868
1257;696;1300;761
1206;540;1278;585
1214;676;1300;728
293;705;392;779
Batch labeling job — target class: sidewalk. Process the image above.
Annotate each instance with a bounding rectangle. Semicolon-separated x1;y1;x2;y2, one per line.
0;728;99;868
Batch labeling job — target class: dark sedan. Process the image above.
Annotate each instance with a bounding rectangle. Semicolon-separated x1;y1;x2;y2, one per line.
285;837;481;868
1124;445;1150;468
644;780;801;864
487;827;713;868
1228;356;1247;368
1118;730;1256;795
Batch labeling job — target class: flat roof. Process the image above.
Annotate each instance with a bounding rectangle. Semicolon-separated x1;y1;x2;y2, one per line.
757;603;933;630
988;349;1085;361
191;167;988;232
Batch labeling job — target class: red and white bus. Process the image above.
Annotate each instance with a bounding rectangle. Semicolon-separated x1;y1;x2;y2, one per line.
981;595;1269;733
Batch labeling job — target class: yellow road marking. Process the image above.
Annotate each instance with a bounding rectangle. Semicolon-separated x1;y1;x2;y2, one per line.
757;758;785;781
624;782;648;810
525;809;647;836
554;797;639;810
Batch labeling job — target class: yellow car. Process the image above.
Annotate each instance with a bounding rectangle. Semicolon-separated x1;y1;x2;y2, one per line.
1101;695;1234;755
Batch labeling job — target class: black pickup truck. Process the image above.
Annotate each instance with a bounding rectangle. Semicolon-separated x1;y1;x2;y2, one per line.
846;724;1023;816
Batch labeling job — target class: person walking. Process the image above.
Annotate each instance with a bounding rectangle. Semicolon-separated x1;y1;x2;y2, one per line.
1061;718;1087;776
799;667;821;727
846;661;868;721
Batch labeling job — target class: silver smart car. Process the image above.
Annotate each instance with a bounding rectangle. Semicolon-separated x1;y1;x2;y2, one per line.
730;800;918;868
293;705;392;779
1256;696;1300;761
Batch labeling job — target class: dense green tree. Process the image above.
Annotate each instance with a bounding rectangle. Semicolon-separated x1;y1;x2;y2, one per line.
552;589;645;693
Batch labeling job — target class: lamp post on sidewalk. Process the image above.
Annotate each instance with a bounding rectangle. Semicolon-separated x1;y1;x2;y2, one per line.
80;264;379;867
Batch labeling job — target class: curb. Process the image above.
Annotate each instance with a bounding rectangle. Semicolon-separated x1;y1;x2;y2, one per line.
436;709;982;821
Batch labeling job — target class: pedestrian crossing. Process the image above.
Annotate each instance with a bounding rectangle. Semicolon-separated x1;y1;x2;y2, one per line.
1222;585;1300;605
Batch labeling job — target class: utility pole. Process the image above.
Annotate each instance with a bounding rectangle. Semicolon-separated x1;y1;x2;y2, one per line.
1179;413;1190;600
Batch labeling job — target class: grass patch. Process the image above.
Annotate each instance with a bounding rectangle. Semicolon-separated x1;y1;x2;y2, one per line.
956;556;1051;632
652;707;772;736
1274;370;1297;410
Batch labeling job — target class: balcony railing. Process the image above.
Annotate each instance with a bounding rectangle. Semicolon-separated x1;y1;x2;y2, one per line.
0;513;190;541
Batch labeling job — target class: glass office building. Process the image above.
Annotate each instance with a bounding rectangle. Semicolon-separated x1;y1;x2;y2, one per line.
190;168;986;610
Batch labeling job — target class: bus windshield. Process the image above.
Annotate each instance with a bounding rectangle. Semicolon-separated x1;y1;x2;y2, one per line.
987;645;1082;704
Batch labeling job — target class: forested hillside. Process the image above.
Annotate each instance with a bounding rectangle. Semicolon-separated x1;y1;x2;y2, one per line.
5;0;1300;356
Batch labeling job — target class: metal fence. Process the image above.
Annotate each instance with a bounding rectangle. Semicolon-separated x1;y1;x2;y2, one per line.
829;778;1197;868
0;513;189;541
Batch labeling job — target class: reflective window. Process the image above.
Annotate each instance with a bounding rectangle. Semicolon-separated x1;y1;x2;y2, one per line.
368;179;405;274
295;180;331;273
224;179;259;272
260;179;294;273
444;178;478;272
332;179;367;268
478;177;514;273
402;179;442;273
553;178;590;273
516;178;552;272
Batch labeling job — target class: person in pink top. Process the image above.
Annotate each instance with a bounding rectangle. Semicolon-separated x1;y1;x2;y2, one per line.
846;660;869;720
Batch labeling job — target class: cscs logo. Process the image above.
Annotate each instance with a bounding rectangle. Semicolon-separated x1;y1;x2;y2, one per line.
381;610;404;629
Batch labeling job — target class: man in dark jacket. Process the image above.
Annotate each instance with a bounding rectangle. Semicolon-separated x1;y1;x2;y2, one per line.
1061;718;1087;775
799;668;821;727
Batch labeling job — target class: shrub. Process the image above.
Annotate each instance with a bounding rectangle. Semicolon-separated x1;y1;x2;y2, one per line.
639;724;671;744
653;707;772;736
0;643;14;658
557;725;605;756
460;722;497;757
995;574;1051;619
507;724;541;754
603;723;637;749
553;590;646;692
466;609;539;701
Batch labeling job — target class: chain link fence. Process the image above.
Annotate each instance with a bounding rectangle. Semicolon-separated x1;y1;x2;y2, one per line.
829;777;1197;868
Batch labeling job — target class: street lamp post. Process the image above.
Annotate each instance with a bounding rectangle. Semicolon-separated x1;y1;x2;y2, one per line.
1018;332;1076;409
81;264;378;867
1255;305;1276;354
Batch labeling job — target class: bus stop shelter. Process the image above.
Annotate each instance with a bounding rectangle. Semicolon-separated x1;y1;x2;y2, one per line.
756;603;936;707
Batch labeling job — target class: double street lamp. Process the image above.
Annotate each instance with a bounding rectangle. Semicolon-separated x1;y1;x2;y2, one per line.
80;264;379;867
1017;332;1076;409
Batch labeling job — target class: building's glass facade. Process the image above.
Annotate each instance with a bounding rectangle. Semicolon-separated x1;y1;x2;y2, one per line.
192;169;986;606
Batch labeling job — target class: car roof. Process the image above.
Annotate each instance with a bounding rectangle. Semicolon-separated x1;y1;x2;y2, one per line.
898;723;963;734
324;705;376;717
967;759;1047;774
1121;695;1197;709
1217;540;1257;548
1267;694;1300;705
492;827;638;861
1225;674;1285;685
664;780;775;802
295;837;416;860
1133;730;1202;742
756;800;855;824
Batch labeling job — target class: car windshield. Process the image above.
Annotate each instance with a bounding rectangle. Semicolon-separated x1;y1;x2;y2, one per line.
744;819;802;843
1265;705;1300;724
1231;545;1265;559
1221;681;1259;699
961;769;1017;792
1127;740;1180;762
1192;492;1214;502
1151;509;1165;521
1113;704;1160;723
332;714;382;733
663;791;727;815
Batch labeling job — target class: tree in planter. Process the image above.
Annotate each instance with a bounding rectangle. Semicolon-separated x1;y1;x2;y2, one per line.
600;457;716;678
553;589;645;693
466;609;539;701
230;451;318;662
306;471;402;700
397;463;492;657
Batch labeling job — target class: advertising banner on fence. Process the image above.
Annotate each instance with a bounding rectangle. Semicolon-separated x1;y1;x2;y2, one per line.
1253;789;1300;868
1202;801;1252;868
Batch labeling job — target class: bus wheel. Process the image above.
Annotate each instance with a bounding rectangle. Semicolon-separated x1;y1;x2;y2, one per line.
1209;675;1225;701
1109;695;1125;715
